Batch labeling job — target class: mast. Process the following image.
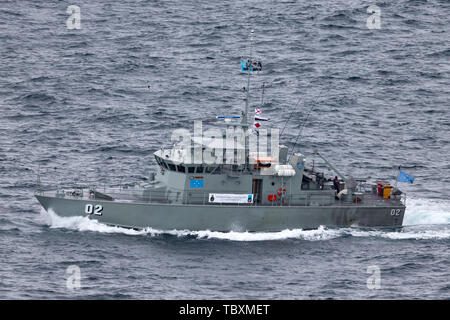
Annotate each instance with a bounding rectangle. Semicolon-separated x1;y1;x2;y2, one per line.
242;29;254;129
216;30;256;168
242;30;254;168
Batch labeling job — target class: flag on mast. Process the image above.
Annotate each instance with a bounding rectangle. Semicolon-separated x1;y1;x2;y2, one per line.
254;108;269;121
397;171;415;183
255;115;269;121
253;106;269;136
241;59;262;72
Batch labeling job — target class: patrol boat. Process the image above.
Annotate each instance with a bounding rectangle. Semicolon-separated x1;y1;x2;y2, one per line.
35;32;406;232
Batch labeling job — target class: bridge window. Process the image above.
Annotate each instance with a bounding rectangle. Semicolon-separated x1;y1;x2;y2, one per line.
187;166;195;173
196;166;204;173
168;163;176;171
177;165;185;173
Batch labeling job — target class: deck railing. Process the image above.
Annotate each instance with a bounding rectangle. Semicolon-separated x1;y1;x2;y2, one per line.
37;186;405;207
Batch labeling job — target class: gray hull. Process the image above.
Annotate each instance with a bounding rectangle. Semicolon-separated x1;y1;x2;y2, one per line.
36;195;405;232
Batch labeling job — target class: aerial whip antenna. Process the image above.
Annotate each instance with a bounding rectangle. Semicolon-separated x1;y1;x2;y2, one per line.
242;29;254;128
287;87;327;161
260;82;265;106
280;95;303;138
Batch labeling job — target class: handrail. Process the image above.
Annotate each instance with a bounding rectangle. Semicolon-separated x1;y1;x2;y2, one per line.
38;185;405;207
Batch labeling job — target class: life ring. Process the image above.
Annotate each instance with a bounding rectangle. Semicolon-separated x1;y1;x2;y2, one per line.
277;187;287;198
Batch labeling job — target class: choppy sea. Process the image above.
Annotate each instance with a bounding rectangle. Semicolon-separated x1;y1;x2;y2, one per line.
0;0;449;299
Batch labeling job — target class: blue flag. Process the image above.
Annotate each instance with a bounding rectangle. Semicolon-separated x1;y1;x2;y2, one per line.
398;171;414;183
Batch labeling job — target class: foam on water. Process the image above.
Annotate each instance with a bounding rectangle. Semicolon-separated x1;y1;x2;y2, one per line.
41;209;147;235
41;197;450;241
189;226;343;241
41;209;342;241
403;198;450;226
347;227;450;240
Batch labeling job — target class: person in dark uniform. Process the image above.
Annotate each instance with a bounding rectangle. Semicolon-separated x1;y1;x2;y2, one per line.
333;176;340;193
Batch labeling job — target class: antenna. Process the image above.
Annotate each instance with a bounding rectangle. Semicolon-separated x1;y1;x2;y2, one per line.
288;103;315;161
287;87;327;161
260;82;265;106
280;95;303;138
36;164;41;192
242;29;254;128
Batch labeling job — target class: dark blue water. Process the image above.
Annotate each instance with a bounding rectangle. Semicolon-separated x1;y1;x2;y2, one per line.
0;0;449;299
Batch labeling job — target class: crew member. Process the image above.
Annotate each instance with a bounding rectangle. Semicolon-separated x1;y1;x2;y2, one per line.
333;176;340;193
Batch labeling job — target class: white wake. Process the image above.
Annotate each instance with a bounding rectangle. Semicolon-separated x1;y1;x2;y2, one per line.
403;197;450;226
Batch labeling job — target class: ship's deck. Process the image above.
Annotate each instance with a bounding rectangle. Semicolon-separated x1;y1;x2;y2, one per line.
36;187;406;207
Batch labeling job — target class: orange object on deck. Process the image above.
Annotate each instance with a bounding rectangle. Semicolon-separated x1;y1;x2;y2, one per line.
383;185;392;199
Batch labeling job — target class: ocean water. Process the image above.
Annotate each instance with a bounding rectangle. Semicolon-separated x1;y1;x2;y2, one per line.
0;0;449;299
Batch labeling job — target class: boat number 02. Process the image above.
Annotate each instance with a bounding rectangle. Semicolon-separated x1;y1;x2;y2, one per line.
85;204;103;216
390;209;401;216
